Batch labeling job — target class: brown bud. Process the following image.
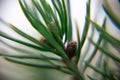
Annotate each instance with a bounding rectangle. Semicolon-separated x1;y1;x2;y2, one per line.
47;21;60;36
40;37;51;46
65;41;77;59
48;21;57;32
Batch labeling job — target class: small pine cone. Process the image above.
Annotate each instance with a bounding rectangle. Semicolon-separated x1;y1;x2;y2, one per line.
65;41;77;59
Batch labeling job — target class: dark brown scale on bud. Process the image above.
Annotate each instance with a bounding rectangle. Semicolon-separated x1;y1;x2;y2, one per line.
65;41;77;59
